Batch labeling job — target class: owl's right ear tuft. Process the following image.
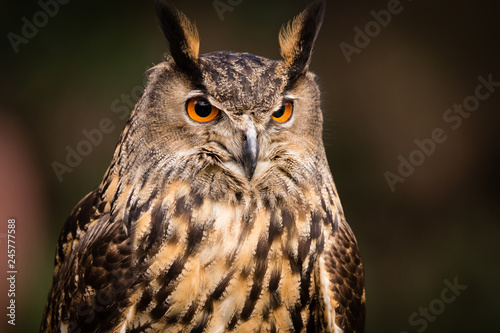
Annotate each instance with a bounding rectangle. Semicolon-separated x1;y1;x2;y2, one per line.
155;0;201;79
279;0;325;86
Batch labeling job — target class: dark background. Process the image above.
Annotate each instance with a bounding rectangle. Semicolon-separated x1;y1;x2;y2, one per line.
1;0;499;332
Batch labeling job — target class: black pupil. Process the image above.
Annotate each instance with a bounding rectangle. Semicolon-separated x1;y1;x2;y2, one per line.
273;105;286;118
195;100;213;118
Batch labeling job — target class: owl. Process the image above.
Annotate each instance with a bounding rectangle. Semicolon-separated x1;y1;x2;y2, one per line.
41;1;365;332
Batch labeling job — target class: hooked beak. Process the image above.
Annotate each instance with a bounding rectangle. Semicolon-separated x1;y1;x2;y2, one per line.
241;123;259;180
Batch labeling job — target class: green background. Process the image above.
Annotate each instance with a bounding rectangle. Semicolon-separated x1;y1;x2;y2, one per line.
1;0;499;332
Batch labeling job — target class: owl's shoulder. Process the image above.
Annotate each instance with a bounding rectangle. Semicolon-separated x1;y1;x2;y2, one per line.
43;187;138;331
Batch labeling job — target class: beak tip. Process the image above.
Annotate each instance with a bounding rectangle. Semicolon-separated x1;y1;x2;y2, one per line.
244;161;257;180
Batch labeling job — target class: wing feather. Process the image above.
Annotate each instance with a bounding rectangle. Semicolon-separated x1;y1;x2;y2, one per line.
321;218;365;333
41;189;137;332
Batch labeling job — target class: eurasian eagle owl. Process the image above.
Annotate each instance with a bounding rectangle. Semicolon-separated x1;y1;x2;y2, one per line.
42;1;365;332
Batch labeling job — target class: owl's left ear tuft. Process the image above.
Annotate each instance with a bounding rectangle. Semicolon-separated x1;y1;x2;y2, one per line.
279;0;325;85
155;0;201;78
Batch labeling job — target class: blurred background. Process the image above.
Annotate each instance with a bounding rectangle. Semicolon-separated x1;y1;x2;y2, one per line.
1;0;499;331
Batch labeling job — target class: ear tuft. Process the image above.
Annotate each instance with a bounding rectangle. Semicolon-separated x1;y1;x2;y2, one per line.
279;0;325;84
155;0;201;77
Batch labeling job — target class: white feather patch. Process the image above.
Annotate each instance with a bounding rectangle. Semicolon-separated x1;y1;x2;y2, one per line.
319;256;344;333
119;304;136;333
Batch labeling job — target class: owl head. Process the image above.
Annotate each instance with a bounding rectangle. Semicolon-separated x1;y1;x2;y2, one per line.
118;1;327;202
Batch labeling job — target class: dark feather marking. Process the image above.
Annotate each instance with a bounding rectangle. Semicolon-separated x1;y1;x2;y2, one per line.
333;213;339;232
310;210;321;239
151;283;176;320
77;191;98;230
306;292;319;332
269;269;282;310
212;140;231;155
241;245;268;320
270;321;277;333
270;290;281;310
324;208;334;230
299;254;315;305
190;299;214;332
55;191;98;267
174;195;192;219
212;271;234;300
317;234;325;253
99;171;113;193
187;222;205;253
164;257;185;282
144;203;168;254
128;322;153;333
262;304;270;320
256;236;270;260
136;288;153;312
261;187;271;209
154;282;175;304
268;211;283;243
140;157;162;189
129;197;152;225
159;157;176;190
150;303;168;321
203;298;214;315
190;320;206;333
237;201;256;246
240;287;259;320
153;256;186;313
123;191;135;230
166;314;178;325
97;200;106;214
320;196;328;214
287;247;301;274
278;166;299;185
281;207;294;231
191;190;204;208
181;302;197;324
268;269;281;293
291;304;304;332
227;313;238;330
298;237;311;261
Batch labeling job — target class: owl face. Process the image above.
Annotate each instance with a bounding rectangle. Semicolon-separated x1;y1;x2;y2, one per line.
121;1;326;197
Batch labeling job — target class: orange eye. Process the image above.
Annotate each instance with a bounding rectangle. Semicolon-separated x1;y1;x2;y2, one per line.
186;98;219;122
272;101;293;123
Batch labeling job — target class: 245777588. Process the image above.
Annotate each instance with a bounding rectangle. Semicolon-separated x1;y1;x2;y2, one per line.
7;218;17;326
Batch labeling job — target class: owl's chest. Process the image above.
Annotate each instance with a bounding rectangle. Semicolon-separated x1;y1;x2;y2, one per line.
129;190;326;332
